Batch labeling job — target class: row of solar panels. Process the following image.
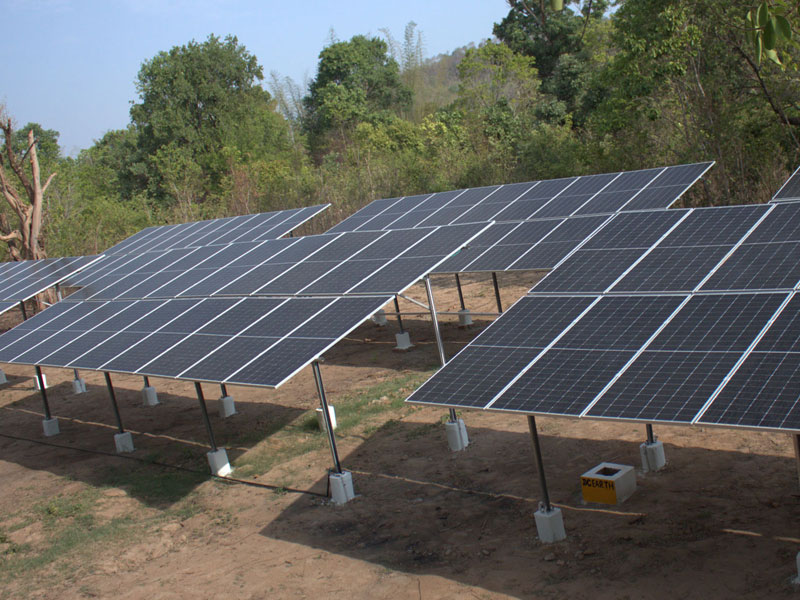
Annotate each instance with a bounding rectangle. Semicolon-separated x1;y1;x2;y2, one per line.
328;162;712;233
408;201;800;433
0;295;390;388
409;290;800;431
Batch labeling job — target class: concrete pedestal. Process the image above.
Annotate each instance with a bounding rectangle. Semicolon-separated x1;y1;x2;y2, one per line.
371;309;388;326
35;374;48;390
114;431;135;453
72;378;87;394
581;463;636;504
458;309;473;327
207;448;232;477
316;405;337;432
534;506;566;543
141;385;159;406
329;470;355;504
218;395;236;418
640;440;667;473
0;369;7;384
42;417;60;437
445;418;469;452
394;331;414;351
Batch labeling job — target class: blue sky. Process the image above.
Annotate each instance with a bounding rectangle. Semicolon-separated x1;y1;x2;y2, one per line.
2;0;510;155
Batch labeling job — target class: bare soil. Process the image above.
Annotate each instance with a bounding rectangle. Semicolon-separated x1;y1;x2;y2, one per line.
0;273;798;599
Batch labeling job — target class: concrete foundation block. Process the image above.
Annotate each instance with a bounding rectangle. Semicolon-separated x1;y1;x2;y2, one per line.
329;470;356;505
114;431;135;453
581;462;636;505
35;373;48;390
534;506;566;543
371;309;388;327
207;448;232;477
445;418;469;452
218;395;236;418
640;440;667;473
458;309;473;327
0;369;7;384
394;331;414;351
72;378;87;394
316;405;337;432
42;417;60;437
141;385;159;407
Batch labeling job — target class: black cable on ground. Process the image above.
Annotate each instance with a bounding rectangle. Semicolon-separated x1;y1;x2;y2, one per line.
0;431;327;498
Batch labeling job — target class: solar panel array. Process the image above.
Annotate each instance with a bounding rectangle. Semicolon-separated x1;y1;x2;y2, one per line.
0;255;100;317
408;200;800;434
103;204;329;256
0;223;489;387
0;295;391;388
329;163;713;234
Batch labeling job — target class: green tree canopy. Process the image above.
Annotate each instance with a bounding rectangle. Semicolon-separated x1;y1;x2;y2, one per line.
302;35;412;153
130;34;290;201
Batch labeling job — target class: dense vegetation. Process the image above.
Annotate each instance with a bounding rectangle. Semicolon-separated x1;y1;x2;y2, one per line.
4;0;800;259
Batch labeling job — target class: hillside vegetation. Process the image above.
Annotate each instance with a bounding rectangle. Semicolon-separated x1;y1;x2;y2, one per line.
4;0;800;259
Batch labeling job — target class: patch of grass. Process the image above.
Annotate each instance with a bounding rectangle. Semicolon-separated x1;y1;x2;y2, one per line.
233;371;434;478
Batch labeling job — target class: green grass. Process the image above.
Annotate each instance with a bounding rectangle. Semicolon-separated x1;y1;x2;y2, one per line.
233;371;433;478
98;464;209;506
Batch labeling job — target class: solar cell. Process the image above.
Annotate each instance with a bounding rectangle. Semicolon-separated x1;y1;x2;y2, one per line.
489;349;635;416
585;350;743;423
701;242;800;291
697;352;800;430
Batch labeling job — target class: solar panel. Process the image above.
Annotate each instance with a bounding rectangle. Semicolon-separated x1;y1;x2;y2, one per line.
0;256;99;310
329;163;713;234
102;205;329;256
407;295;596;408
3;294;391;388
771;165;800;202
67;224;488;301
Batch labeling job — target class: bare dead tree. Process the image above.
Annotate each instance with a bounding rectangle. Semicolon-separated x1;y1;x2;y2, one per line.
0;113;55;262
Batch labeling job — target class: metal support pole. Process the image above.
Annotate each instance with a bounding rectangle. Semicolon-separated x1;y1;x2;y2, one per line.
194;382;218;452
394;296;405;333
424;276;457;421
527;415;552;512
455;273;466;311
19;301;27;320
646;423;655;444
492;272;503;313
56;284;63;302
104;372;125;433
312;361;342;474
35;366;51;420
143;375;150;388
793;434;800;489
220;383;228;397
73;369;80;380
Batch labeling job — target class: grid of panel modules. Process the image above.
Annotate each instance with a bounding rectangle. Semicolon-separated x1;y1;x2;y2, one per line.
63;204;331;289
327;162;713;274
407;201;800;434
103;204;330;255
0;223;489;387
0;256;100;316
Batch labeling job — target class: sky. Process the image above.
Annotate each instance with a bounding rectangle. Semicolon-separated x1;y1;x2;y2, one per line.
2;0;510;156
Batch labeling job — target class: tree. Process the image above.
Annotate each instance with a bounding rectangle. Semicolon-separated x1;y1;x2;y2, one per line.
0;109;56;261
302;35;412;154
130;34;290;203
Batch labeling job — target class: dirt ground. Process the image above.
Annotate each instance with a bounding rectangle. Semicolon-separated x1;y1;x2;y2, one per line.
0;272;799;599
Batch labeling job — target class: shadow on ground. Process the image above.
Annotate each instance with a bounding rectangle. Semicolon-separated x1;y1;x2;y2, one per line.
0;374;306;506
260;419;800;599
